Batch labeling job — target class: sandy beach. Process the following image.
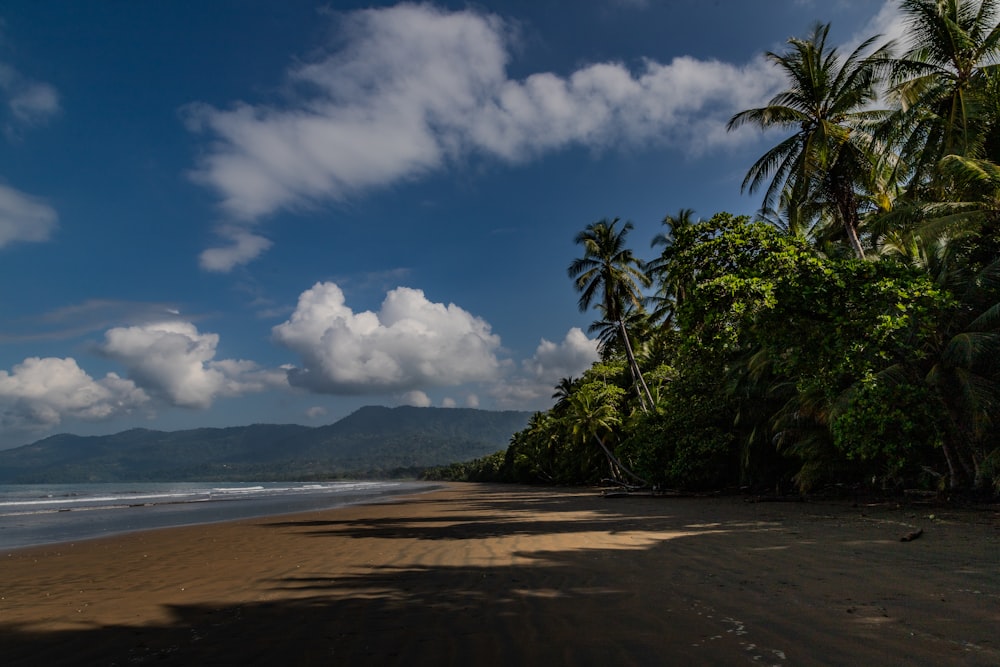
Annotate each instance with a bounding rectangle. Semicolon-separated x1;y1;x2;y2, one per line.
1;483;997;665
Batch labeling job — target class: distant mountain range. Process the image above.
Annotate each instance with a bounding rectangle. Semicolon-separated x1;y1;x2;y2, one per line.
0;406;532;483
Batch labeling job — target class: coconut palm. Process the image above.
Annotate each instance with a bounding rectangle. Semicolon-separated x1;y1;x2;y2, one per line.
551;376;578;411
728;23;894;258
564;384;647;487
647;209;700;325
887;0;1000;192
569;218;654;411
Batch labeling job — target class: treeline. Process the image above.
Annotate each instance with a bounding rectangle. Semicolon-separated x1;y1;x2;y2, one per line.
432;1;1000;496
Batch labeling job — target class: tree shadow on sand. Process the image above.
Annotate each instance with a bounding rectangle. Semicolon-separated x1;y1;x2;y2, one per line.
3;488;997;666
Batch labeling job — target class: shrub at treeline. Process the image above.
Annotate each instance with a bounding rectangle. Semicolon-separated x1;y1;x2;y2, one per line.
429;1;1000;495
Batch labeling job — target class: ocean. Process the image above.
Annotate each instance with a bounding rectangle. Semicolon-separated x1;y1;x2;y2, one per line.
0;480;438;551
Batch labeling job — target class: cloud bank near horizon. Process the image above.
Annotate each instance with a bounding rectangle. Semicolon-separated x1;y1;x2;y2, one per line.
0;279;600;439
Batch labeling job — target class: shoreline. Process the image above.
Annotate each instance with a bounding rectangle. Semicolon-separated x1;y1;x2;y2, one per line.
2;483;997;665
0;480;440;551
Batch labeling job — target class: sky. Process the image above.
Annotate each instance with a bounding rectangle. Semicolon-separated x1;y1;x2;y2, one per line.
0;1;911;449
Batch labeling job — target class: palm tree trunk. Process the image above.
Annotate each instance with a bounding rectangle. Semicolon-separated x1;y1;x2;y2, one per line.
593;435;647;487
844;221;866;259
831;175;866;259
618;319;654;412
940;438;962;490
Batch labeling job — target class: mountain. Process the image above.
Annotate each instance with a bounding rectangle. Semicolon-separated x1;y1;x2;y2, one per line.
0;406;532;483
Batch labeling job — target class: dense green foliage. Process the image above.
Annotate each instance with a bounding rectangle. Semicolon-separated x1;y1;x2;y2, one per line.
0;406;531;483
472;1;1000;496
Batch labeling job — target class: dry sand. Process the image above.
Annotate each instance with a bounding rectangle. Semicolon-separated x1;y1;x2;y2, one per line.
1;483;997;666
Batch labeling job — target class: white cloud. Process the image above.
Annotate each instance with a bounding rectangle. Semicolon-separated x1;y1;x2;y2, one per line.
0;62;60;134
100;321;286;408
400;390;431;407
305;405;328;419
186;3;782;268
0;58;60;248
524;327;602;381
199;225;272;272
490;327;600;409
855;2;906;45
0;357;148;430
273;282;502;394
0;182;58;248
9;81;59;124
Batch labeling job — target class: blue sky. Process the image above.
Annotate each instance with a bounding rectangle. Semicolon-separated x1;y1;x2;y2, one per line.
0;1;908;448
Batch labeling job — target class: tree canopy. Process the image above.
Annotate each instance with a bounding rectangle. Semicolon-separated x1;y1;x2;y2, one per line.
446;2;1000;498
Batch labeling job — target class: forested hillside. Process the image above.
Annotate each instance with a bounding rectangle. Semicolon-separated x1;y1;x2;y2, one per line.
0;406;531;482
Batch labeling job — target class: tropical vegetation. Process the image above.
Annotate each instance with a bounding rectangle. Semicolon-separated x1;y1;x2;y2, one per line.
456;1;1000;496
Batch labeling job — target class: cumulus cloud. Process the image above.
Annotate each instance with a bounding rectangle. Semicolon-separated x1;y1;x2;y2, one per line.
0;182;58;248
400;390;431;407
100;321;286;408
522;327;601;382
305;405;328;419
186;3;782;268
490;327;600;409
0;357;148;430
273;282;502;394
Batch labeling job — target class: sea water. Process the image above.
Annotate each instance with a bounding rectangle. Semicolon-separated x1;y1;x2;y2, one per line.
0;480;437;550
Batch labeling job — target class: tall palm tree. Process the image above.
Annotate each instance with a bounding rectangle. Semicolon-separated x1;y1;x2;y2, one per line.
647;209;700;325
888;0;1000;191
568;218;654;411
728;23;894;259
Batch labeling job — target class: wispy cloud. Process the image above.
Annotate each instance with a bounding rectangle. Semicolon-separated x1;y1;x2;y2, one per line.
0;45;61;248
0;182;57;248
0;299;188;343
187;3;783;269
199;224;273;272
0;61;60;139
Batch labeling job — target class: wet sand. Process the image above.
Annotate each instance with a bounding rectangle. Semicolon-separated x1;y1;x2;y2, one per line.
1;483;997;665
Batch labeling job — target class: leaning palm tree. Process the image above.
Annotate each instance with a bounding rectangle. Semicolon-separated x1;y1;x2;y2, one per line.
587;301;653;361
728;23;895;259
569;218;654;411
887;0;1000;192
564;384;647;488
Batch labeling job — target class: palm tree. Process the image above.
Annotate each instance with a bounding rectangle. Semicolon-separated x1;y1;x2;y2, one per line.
564;385;647;487
728;23;894;259
647;209;700;325
551;376;578;411
587;301;653;361
887;0;1000;192
569;217;654;411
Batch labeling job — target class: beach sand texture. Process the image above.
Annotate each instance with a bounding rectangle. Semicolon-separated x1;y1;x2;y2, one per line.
1;483;997;665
